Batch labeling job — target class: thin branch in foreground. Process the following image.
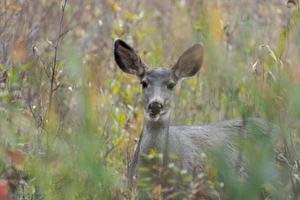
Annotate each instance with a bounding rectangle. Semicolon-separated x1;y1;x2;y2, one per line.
48;0;68;111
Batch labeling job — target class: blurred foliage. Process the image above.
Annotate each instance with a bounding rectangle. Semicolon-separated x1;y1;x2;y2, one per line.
0;0;300;199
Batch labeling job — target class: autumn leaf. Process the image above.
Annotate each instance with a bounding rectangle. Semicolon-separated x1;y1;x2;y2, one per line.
0;180;8;200
6;150;25;164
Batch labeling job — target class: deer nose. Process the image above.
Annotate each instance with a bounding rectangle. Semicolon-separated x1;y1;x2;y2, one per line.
148;101;163;114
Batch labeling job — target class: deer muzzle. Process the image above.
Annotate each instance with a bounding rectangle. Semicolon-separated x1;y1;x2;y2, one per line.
148;101;163;117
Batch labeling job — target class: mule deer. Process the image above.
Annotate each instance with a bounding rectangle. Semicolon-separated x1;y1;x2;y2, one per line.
114;39;275;182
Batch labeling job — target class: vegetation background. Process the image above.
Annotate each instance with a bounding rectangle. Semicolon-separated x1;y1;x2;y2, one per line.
0;0;300;199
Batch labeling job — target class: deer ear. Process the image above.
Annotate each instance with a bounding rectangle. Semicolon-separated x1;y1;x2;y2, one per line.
172;43;203;80
114;39;146;77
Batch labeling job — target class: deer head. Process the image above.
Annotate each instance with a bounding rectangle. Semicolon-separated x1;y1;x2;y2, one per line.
114;39;203;122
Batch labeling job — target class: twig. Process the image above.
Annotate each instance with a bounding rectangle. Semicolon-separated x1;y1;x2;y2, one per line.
48;0;68;110
103;143;120;165
45;0;68;153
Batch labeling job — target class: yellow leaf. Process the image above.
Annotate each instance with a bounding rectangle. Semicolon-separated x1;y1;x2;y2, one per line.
119;111;126;125
239;83;247;94
207;3;225;43
125;11;139;21
112;2;121;12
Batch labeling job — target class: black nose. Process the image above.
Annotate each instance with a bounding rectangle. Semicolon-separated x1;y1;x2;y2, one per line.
148;101;163;114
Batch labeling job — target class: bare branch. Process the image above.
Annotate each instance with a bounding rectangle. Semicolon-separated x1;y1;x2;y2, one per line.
48;0;68;110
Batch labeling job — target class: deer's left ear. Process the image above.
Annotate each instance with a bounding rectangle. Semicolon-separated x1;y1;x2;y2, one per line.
171;43;203;81
114;39;146;78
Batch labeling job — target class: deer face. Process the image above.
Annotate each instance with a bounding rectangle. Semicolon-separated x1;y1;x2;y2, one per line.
114;39;203;122
140;68;174;121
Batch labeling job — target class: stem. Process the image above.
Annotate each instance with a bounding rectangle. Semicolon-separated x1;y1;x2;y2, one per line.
46;0;68;153
48;0;68;110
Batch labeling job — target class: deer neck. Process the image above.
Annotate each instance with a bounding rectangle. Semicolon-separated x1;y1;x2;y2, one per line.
140;111;170;155
128;111;170;180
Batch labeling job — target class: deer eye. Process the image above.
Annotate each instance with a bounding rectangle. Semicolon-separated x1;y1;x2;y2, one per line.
141;81;148;89
167;82;176;90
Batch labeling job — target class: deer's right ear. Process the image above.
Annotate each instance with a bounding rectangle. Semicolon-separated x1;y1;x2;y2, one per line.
114;39;146;77
171;43;203;81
